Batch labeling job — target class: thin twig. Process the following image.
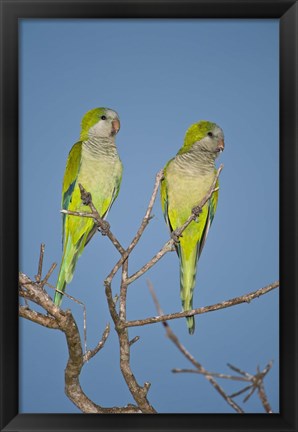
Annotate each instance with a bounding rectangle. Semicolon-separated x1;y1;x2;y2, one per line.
226;361;273;411
258;383;273;413
227;363;252;378
243;385;257;403
172;362;274;411
46;282;88;354
83;324;110;363
40;262;57;288
129;336;140;347
35;243;45;282
172;368;250;382
119;258;129;321
127;240;173;285
60;209;96;219
229;384;255;399
253;363;273;412
125;281;279;328
105;169;164;285
124;169;164;253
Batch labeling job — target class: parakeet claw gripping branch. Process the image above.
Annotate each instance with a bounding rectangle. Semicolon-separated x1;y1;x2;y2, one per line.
54;108;123;307
161;120;225;334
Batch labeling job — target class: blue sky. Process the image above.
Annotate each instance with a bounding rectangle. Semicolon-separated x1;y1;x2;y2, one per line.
19;19;279;413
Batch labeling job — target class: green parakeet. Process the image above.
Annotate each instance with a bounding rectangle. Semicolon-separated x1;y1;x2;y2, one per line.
54;107;123;307
161;121;224;334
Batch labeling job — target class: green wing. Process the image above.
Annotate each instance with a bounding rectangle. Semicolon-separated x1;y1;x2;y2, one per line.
160;170;182;257
61;141;82;248
103;166;122;218
160;177;169;227
197;178;219;259
160;161;174;230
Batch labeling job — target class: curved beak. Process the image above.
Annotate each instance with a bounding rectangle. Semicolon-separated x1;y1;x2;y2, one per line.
216;138;225;153
111;118;120;136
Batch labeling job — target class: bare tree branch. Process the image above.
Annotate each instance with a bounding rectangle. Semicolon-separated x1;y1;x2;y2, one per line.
40;262;57;288
97;170;164;413
125;281;279;328
19;305;60;329
126;240;174;285
258;382;273;413
227;363;252;378
119;257;129;321
104;169;164;286
83;323;110;363
45;281;88;353
105;258;156;413
147;281;244;413
229;384;256;399
19;164;276;415
172;368;250;383
148;281;274;414
225;362;273;412
19;272;141;414
124;169;164;254
35;243;45;282
35;168;162;414
73;170;165;413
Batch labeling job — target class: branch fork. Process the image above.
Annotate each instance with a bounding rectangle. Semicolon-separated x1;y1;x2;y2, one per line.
19;164;277;414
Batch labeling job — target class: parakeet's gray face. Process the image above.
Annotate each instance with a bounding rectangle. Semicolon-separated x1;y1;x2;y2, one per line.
89;109;120;138
194;125;225;157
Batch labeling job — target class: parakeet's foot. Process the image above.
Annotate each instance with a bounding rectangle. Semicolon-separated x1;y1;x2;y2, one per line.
192;205;202;217
78;183;92;206
98;220;110;236
171;231;181;244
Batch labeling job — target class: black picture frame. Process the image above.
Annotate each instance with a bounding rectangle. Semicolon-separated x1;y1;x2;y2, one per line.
0;0;297;431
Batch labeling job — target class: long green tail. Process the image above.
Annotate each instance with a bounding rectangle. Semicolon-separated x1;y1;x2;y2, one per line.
180;247;198;335
54;236;83;307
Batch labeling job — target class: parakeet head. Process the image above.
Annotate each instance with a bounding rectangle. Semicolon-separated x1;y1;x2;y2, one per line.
179;120;224;156
80;107;120;140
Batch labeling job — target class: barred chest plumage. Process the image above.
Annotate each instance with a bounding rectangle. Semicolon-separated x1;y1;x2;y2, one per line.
165;153;216;213
77;138;122;211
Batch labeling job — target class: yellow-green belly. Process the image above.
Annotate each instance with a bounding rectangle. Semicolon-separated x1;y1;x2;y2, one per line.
166;163;214;230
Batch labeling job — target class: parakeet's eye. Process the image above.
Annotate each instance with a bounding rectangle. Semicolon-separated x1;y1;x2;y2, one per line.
207;131;213;137
101;115;107;120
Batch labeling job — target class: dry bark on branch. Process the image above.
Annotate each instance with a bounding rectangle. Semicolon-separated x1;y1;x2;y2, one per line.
125;281;279;328
19;272;141;414
148;281;274;414
19;165;277;414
